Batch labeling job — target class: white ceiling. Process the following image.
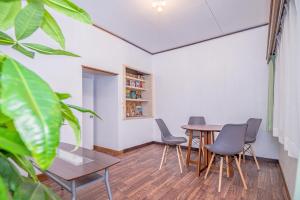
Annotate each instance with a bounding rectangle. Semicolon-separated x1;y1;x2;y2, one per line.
73;0;270;54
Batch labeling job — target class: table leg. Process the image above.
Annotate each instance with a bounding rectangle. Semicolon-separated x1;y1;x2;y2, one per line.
186;130;193;166
206;131;213;165
104;168;112;200
197;131;203;176
203;132;208;166
71;180;76;200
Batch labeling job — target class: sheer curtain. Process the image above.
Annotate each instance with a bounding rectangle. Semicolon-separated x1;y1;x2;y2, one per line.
273;0;300;158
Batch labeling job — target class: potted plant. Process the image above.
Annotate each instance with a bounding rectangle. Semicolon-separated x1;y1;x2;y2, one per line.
0;0;98;198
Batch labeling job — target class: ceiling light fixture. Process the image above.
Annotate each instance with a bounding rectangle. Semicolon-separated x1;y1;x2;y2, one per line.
152;0;166;12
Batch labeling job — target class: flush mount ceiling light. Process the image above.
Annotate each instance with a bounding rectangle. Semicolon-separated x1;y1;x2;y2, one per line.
152;0;166;12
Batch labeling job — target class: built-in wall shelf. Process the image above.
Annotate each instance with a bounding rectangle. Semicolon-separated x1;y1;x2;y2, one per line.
125;76;146;82
126;86;147;91
126;98;150;102
123;65;153;119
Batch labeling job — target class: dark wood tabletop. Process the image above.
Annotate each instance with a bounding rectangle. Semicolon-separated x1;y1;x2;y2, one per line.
181;124;223;132
47;143;120;181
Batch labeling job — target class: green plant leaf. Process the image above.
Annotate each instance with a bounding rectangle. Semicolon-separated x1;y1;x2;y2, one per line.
15;1;44;40
44;0;91;24
12;43;35;58
68;104;102;119
60;102;80;145
0;31;15;45
1;57;63;170
22;43;79;57
0;127;31;156
14;181;60;200
0;176;9;200
8;154;37;182
0;112;12;125
0;0;21;30
56;92;71;100
0;153;23;192
41;10;65;48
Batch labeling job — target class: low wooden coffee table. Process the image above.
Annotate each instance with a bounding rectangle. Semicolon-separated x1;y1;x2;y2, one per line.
33;143;120;200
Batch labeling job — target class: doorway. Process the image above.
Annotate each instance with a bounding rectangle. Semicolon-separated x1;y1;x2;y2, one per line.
82;66;118;150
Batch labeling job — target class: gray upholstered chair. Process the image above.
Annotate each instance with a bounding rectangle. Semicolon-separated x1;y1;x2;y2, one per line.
185;116;206;160
241;118;262;170
204;124;248;192
156;119;187;173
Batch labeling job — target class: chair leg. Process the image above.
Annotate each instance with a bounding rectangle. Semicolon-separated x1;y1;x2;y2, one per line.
176;145;183;173
164;145;169;164
218;157;223;192
250;145;260;170
178;145;185;166
226;156;230;178
204;153;215;179
159;145;167;170
234;156;247;190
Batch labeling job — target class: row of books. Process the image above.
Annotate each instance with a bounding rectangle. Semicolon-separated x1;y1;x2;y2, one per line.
126;102;143;117
126;79;143;88
126;90;142;99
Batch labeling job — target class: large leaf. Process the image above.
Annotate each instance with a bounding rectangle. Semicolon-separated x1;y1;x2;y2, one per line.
41;10;65;48
0;112;11;125
8;154;37;182
60;102;80;145
68;104;102;119
1;57;63;169
44;0;91;24
0;153;23;192
15;1;44;40
0;31;15;45
22;43;79;57
0;0;21;30
14;181;60;200
0;127;31;156
56;92;71;100
0;176;9;200
12;43;35;58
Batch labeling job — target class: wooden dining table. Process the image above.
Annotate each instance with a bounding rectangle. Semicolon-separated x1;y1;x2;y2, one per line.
181;124;233;176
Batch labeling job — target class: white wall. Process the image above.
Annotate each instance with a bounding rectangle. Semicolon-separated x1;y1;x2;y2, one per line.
152;26;279;159
2;10;153;150
279;144;298;197
94;74;119;150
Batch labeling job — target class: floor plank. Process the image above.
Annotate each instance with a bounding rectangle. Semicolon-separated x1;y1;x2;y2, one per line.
43;144;289;200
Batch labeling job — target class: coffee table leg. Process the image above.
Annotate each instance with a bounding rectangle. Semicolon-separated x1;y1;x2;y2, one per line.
186;130;193;166
71;180;76;200
104;168;112;200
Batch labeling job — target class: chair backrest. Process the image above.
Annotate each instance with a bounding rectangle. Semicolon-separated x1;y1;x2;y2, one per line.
185;116;206;135
188;116;206;125
246;118;262;140
214;124;248;154
155;119;172;141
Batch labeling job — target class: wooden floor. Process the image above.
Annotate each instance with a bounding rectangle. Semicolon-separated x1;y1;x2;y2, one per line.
43;144;289;200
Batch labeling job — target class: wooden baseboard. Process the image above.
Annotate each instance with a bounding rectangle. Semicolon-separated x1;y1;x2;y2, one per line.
123;141;155;153
37;173;48;182
94;145;123;156
94;141;155;156
278;162;292;200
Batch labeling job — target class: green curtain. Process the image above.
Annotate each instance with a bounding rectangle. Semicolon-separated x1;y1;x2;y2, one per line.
267;55;276;132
